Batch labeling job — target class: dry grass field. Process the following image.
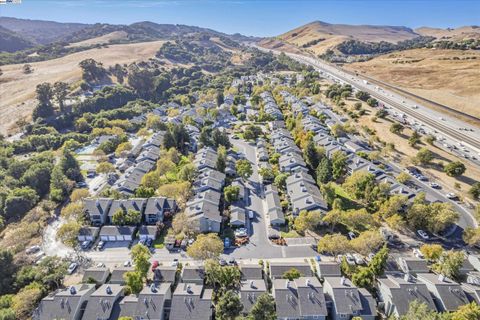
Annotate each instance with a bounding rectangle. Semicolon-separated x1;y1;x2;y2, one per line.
345;48;480;119
67;30;129;47
416;26;480;41
0;40;165;135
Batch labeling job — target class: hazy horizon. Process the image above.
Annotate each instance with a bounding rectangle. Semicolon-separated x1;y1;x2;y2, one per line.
1;0;479;37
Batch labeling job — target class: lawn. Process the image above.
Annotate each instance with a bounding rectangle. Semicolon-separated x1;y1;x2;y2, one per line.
281;230;301;238
331;182;363;210
153;228;167;249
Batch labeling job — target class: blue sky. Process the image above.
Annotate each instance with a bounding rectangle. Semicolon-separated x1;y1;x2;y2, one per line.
1;0;479;37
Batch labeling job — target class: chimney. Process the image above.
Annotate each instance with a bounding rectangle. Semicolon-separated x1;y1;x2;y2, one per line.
250;280;255;288
186;285;192;294
306;278;311;286
404;273;411;282
340;276;346;286
438;274;445;282
106;286;112;295
69;286;76;295
285;280;290;288
150;284;157;293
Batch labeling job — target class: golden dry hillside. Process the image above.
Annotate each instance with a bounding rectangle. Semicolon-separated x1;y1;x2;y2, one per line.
0;40;165;135
345;48;480;119
416;26;480;41
67;30;129;48
265;21;419;55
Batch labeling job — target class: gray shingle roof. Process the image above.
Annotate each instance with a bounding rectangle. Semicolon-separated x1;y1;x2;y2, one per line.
269;262;313;279
82;267;110;285
181;266;206;283
416;273;470;311
36;284;96;320
317;262;341;278
109;267;134;285
240;264;264;280
81;284;124;320
170;283;213;320
116;283;171;320
240;280;267;313
154;266;177;283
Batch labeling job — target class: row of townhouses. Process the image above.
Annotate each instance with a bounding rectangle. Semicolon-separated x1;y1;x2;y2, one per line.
38;254;480;320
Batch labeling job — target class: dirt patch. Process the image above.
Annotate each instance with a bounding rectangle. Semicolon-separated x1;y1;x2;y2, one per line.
0;40;165;135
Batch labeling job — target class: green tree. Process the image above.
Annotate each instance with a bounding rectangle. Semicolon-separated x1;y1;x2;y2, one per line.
408;131;421;147
0;250;16;295
433;250;464;279
187;233;223;260
205;260;241;292
396;172;411;184
316;157;333;184
331;151;348;180
124;271;143;294
407;202;458;234
452;302;480;320
469;182;480;200
112;209;126;225
248;292;276;320
342;171;376;202
215;290;243;320
56;220;81;247
317;233;350;255
53;81;68;112
415;148;434;165
390;123;404;134
274;173;288;191
294;210;323;234
400;301;447;320
304;139;321;169
11;284;42;319
355;91;370;101
444;161;466;177
130;244;151;279
96;162;115;174
236;160;253;181
366;97;378;107
258;167;275;182
420;244;444;262
126;209;141;225
282;268;302;280
4;187;39;219
224;185;240;203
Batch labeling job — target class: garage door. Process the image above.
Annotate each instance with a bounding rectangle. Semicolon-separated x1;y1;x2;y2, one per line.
101;235;109;241
139;235;147;240
85;236;93;241
108;236;116;241
124;235;132;241
78;236;86;241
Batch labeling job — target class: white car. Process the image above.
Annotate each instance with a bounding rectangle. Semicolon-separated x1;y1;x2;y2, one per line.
353;254;365;265
26;245;41;254
446;193;458;200
416;230;429;240
123;260;131;267
413;248;424;259
248;210;254;219
347;232;356;240
430;182;440;189
96;262;105;268
345;254;356;266
67;262;78;274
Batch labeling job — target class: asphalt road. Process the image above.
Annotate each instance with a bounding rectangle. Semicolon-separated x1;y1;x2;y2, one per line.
228;138;316;259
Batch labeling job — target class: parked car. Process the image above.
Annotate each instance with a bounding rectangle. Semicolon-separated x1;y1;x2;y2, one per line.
123;260;131;267
81;240;92;250
315;255;321;262
413;248;424;259
26;245;41;254
345;254;356;266
96;241;106;250
76;181;87;188
235;228;248;238
96;262;105;268
224;238;231;248
417;230;429;240
139;238;146;246
219;259;227;266
67;262;78;275
146;238;153;247
248;210;254;219
171;259;179;267
353;254;365;265
228;257;236;265
348;232;357;240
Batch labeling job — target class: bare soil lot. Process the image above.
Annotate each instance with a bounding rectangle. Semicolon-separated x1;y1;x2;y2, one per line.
0;40;165;135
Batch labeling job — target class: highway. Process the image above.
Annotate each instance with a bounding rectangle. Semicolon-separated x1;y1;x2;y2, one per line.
253;45;480;158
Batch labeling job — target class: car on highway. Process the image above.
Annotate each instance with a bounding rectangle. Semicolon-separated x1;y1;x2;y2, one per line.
417;230;429;240
446;193;458;200
67;262;78;274
430;182;441;189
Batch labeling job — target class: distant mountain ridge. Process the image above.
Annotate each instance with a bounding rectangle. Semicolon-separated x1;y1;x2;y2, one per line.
0;17;257;53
